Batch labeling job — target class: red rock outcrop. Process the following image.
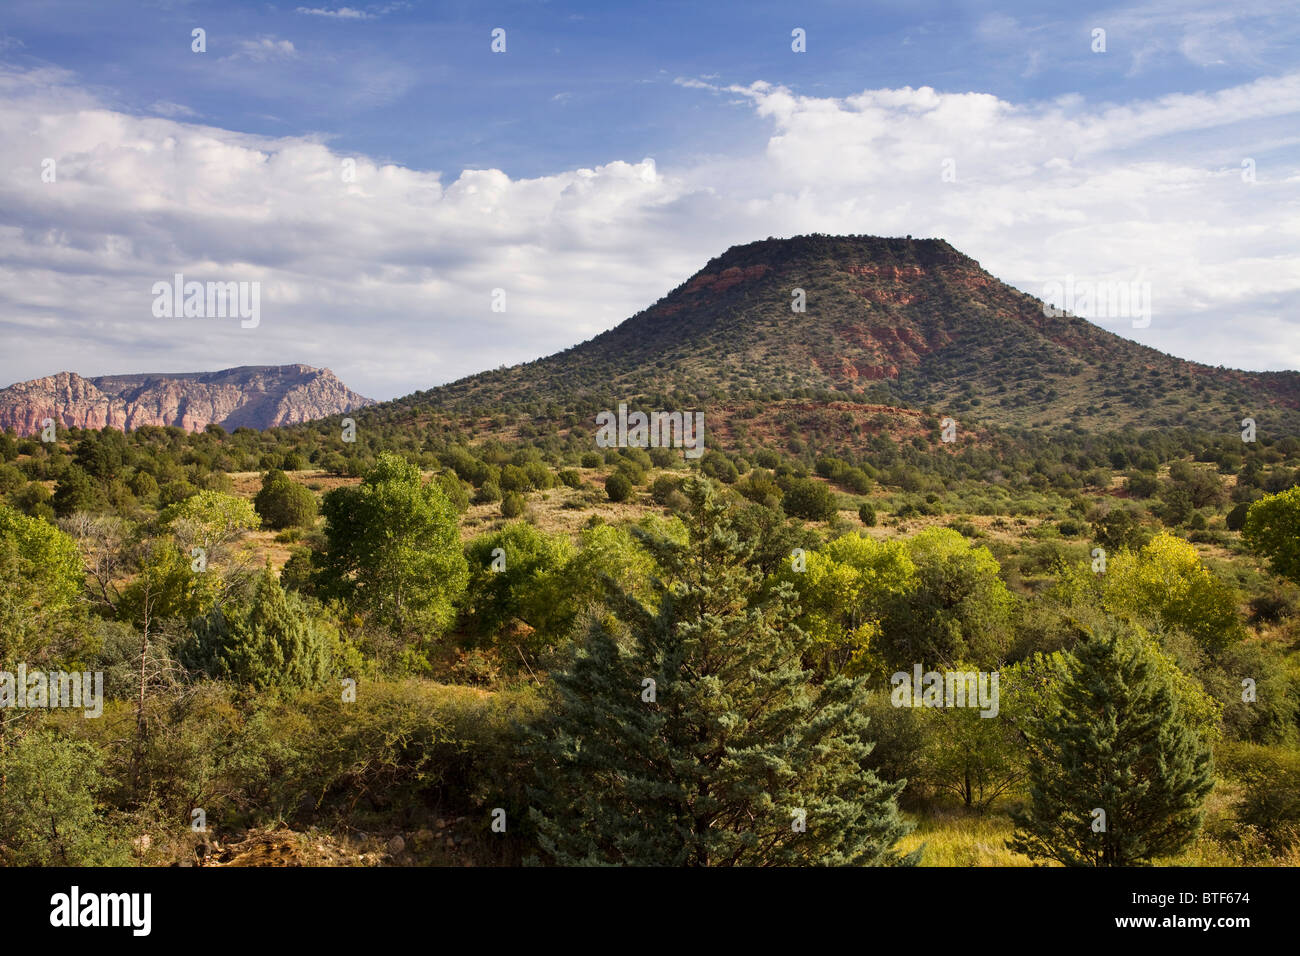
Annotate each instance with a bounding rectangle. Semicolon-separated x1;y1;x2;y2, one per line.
0;365;374;436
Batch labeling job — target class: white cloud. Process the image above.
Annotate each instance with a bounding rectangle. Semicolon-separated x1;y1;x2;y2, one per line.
295;3;406;19
0;64;1297;400
222;37;298;63
148;101;198;118
295;7;373;20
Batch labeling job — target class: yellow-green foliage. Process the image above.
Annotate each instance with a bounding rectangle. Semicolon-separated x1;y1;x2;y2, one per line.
776;532;915;674
0;502;82;660
161;489;260;552
1055;532;1244;653
1105;533;1245;652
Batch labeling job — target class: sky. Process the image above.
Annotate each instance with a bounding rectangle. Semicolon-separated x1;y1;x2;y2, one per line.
1;0;1297;401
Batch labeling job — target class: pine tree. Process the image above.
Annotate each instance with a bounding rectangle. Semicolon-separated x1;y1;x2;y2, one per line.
527;476;913;866
1010;624;1214;866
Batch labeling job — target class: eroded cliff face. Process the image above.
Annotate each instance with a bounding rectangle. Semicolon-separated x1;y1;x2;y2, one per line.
0;365;375;436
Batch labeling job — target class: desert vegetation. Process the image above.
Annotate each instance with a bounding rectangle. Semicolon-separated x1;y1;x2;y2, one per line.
2;405;1298;867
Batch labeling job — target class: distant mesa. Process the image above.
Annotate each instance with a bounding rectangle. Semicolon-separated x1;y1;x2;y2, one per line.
0;364;374;436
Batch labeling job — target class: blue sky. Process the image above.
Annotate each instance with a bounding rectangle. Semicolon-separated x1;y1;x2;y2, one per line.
1;0;1298;399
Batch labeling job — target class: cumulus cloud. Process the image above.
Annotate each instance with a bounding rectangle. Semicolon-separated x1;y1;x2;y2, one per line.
1;63;1298;400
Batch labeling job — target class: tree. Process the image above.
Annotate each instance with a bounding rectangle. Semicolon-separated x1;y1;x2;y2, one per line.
253;469;318;530
1243;487;1300;585
1009;624;1214;866
1091;508;1148;552
776;533;916;676
317;452;468;639
1102;533;1244;654
462;523;576;649
184;566;336;692
527;476;914;866
116;537;220;790
73;428;127;482
919;683;1025;811
0;502;83;663
52;464;99;517
877;528;1014;673
1157;485;1194;527
1226;501;1251;532
161;489;260;557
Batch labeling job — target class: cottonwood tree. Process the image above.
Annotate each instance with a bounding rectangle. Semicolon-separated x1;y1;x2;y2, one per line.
1244;487;1300;586
317;452;468;641
527;476;914;866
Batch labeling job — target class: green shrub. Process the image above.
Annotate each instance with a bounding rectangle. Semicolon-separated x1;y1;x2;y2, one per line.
650;475;681;506
474;480;502;504
184;568;340;692
1219;743;1300;849
501;491;526;518
0;729;129;866
782;478;838;521
605;472;633;503
254;469;318;530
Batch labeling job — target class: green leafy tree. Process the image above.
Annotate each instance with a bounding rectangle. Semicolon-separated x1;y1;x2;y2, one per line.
0;503;83;665
117;540;220;630
776;533;916;675
435;471;470;511
317;452;468;639
877;528;1014;672
462;523;576;648
527;477;914;866
918;688;1025;811
781;477;838;521
161;489;260;555
1091;508;1148;552
1243;486;1300;585
1010;624;1214;866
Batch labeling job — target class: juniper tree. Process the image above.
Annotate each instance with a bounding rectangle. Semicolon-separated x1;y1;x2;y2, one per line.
1010;624;1213;866
527;476;913;866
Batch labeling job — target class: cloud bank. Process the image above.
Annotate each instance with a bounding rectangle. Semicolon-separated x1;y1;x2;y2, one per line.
1;62;1297;400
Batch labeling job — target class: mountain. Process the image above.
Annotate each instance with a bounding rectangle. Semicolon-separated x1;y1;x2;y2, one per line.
0;365;374;436
394;235;1300;435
